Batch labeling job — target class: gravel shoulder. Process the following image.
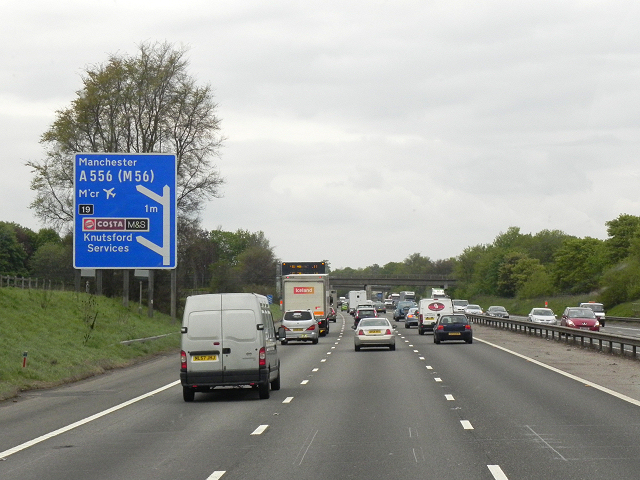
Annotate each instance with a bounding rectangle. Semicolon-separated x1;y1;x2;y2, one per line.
473;322;640;403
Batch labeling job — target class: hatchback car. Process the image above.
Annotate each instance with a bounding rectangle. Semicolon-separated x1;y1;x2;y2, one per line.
354;318;396;351
464;304;483;316
528;308;557;324
374;302;387;313
485;306;509;318
393;301;417;320
354;306;377;328
561;307;600;331
281;310;319;344
433;314;473;344
404;307;419;328
326;307;337;322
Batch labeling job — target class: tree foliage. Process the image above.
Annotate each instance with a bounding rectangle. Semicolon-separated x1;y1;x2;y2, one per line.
28;41;224;230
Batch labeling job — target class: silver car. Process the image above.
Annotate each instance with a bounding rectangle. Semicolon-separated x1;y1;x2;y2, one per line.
281;310;319;344
464;304;483;316
354;318;396;351
528;308;557;324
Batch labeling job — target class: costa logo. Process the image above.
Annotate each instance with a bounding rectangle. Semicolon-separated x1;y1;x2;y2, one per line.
83;218;96;230
428;302;446;311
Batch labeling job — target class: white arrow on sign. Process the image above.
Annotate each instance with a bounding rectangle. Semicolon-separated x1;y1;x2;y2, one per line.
135;184;171;266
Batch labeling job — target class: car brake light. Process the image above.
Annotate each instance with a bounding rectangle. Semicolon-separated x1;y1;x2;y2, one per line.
437;325;444;330
385;329;392;335
180;350;187;370
259;347;266;366
358;329;365;335
306;324;316;331
465;325;471;330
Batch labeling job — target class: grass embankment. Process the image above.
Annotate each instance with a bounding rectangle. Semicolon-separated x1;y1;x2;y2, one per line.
0;287;179;401
468;295;638;317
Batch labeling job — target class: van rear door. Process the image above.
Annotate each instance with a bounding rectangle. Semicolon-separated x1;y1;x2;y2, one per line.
221;309;260;375
186;309;223;379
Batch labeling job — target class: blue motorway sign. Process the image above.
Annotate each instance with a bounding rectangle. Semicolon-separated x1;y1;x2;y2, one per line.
74;153;177;269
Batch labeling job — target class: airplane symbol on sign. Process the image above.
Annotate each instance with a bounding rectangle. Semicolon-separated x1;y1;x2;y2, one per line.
103;188;116;199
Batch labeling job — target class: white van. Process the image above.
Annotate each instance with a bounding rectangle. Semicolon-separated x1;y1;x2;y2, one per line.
180;293;281;402
418;297;454;335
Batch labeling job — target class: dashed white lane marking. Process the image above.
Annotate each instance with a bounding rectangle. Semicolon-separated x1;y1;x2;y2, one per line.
312;368;319;372
321;359;327;363
419;356;425;360
460;420;474;430
426;366;433;369
283;397;294;403
413;350;419;353
488;465;509;479
206;471;226;480
301;380;309;385
251;424;269;435
434;378;442;382
445;394;455;401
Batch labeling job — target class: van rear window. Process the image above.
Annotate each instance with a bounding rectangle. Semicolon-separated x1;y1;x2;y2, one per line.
284;311;313;320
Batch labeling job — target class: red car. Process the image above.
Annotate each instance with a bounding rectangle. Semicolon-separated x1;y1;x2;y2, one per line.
560;307;600;331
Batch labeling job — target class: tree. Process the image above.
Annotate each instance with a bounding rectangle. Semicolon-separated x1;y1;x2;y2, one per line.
552;237;608;294
0;223;28;276
605;214;640;264
28;41;224;230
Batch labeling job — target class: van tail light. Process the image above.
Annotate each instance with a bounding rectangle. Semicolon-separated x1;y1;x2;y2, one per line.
259;347;266;366
180;350;187;371
419;314;423;325
306;324;316;331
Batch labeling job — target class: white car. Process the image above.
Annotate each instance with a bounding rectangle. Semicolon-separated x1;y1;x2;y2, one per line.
528;308;557;324
464;304;483;316
354;318;396;351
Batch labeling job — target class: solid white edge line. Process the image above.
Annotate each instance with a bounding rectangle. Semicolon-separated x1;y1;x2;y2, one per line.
475;337;640;408
0;380;180;459
488;464;509;479
250;424;269;435
206;471;226;480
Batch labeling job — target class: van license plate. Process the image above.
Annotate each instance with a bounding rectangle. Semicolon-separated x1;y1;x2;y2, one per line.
192;355;218;361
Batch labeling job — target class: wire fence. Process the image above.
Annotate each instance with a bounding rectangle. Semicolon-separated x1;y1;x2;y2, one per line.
0;275;70;291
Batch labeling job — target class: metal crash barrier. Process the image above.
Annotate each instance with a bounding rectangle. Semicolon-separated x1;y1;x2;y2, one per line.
468;314;640;359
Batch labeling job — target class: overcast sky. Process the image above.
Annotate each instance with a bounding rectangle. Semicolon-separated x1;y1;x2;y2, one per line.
3;1;640;269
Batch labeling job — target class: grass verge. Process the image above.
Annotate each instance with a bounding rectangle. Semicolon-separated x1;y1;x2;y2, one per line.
0;287;179;401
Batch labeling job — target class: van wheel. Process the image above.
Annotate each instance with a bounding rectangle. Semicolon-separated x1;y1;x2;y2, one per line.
183;387;195;402
258;380;270;399
271;368;281;391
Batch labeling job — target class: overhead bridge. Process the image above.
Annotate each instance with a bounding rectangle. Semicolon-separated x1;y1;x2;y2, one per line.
328;274;457;289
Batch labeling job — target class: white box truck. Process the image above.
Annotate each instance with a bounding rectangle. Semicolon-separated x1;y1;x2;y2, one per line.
281;274;329;335
418;297;454;335
348;290;368;314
